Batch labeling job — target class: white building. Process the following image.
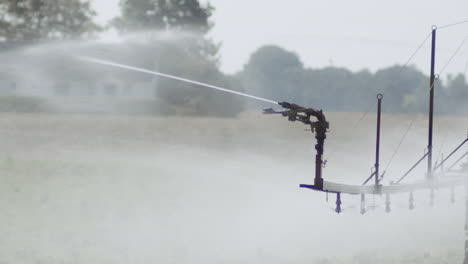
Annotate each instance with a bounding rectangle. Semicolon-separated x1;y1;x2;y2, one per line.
0;71;160;113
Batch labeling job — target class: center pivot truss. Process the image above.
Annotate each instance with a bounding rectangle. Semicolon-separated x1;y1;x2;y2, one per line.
266;97;467;215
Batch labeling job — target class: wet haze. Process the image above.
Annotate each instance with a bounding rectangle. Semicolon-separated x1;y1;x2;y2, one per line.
0;1;467;263
1;109;467;263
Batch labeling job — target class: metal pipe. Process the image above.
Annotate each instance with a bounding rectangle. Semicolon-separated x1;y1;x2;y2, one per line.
449;151;468;171
397;152;429;184
434;139;468;171
428;27;437;179
335;192;342;214
360;194;366;215
464;174;468;264
385;193;391;213
375;94;383;185
362;171;376;185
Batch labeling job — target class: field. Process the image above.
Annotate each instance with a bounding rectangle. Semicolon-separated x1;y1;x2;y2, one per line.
0;111;467;263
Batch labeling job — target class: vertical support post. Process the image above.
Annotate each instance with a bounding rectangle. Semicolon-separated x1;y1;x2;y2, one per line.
335;192;342;214
375;94;383;186
385;193;391;213
463;135;468;264
313;115;327;190
315;139;324;189
428;26;437;179
464;174;468;264
360;194;366;215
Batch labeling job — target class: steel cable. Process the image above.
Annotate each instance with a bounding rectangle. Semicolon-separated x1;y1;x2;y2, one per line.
437;36;468;77
325;31;432;163
385;34;468;179
439;19;468;30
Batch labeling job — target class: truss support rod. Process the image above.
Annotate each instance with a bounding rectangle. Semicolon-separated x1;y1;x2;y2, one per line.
375;94;383;186
428;26;437;179
362;171;376;185
396;152;429;184
434;139;468;171
450;152;468;171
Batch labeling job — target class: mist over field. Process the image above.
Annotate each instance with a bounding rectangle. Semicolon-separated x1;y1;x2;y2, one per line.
0;111;466;263
1;0;468;263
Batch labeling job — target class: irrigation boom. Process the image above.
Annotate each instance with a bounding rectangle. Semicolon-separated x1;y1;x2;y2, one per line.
78;28;468;261
78;53;467;202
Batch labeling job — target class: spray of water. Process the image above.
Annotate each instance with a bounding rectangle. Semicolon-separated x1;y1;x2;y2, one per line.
76;56;279;105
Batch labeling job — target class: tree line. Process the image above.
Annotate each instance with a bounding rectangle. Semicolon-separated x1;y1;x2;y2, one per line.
0;0;466;116
238;45;468;115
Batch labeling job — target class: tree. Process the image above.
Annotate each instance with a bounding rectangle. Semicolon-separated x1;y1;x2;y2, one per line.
239;45;453;114
0;0;99;44
444;73;468;114
114;0;213;34
302;67;372;111
114;0;218;64
446;73;468;98
372;66;427;113
113;0;244;117
239;45;305;105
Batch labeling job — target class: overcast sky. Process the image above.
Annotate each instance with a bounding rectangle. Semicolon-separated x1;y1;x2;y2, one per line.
92;0;468;78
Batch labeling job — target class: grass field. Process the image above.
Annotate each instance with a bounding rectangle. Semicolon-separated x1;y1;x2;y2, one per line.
0;111;467;263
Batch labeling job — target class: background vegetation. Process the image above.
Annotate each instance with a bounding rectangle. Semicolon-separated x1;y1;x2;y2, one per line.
238;45;468;115
0;0;466;117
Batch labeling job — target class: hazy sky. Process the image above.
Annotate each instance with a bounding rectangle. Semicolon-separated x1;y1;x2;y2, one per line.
92;0;468;78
